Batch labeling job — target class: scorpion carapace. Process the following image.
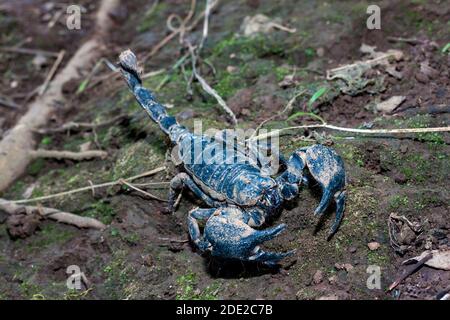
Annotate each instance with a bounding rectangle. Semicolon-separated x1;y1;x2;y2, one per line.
117;50;346;266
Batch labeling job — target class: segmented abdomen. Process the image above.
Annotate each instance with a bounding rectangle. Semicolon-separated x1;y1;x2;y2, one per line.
178;134;260;202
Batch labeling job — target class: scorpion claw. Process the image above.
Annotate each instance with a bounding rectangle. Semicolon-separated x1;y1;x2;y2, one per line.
248;247;296;266
291;145;346;238
204;213;292;265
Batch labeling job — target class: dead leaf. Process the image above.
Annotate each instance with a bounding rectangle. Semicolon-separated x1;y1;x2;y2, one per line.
240;14;295;37
278;74;298;88
326;46;403;95
420;61;439;79
403;250;450;271
375;96;405;114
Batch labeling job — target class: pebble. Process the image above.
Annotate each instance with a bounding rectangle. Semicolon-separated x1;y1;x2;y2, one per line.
368;241;380;251
394;172;407;184
312;270;323;284
328;275;338;285
415;72;429;84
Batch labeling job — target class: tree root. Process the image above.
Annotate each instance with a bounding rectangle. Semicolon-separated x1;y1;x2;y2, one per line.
30;149;107;161
0;0;121;192
0;199;106;230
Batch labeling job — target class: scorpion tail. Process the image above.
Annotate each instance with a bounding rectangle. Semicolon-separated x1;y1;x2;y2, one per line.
118;50;188;143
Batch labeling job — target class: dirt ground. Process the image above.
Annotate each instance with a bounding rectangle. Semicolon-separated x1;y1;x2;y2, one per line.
0;0;449;300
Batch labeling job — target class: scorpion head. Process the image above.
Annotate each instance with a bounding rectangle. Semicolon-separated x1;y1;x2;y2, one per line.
256;185;283;216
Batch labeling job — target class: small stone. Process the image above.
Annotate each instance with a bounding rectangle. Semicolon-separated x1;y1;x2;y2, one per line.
415;72;428;84
399;144;408;153
334;263;353;272
226;66;238;74
142;254;153;267
368;242;380;251
32;54;48;70
10;80;18;88
343;263;354;272
328;275;338;285
312;270;323;284
316;47;325;57
349;246;357;253
394;172;407;184
334;263;343;270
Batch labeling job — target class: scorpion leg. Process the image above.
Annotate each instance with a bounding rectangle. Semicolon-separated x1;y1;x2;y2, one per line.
202;207;294;265
167;173;223;213
187;207;216;252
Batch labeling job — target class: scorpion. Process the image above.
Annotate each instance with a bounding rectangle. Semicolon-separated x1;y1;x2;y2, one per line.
117;50;346;266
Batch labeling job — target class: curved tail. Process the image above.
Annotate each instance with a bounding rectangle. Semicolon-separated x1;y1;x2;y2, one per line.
117;50;188;143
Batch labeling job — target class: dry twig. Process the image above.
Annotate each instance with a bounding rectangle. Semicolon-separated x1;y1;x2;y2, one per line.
38;50;66;95
3;166;166;205
249;123;450;141
119;179;167;202
35;114;128;134
0;199;106;230
29;149;108;161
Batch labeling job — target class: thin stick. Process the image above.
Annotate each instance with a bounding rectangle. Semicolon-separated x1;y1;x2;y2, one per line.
387;36;423;45
119;179;167;202
29;149;108;161
35;114;128;134
0;96;20;109
39;50;66;95
0;46;60;57
198;0;213;52
249;123;450;141
187;42;237;124
142;0;198;62
142;68;166;79
270;22;296;33
47;9;64;29
2;166;166;205
158;237;189;243
326;51;402;80
387;253;433;292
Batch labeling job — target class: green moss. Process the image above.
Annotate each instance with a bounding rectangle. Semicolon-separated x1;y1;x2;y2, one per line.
367;250;389;266
27;158;45;176
389;195;409;210
83;201;116;225
31;224;74;249
122;232;140;245
7;180;26;198
40;136;52;146
274;65;291;82
214;72;247;99
337;144;364;167
113;140;165;180
20;281;44;299
176;270;219;300
211;34;285;59
102;250;135;299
